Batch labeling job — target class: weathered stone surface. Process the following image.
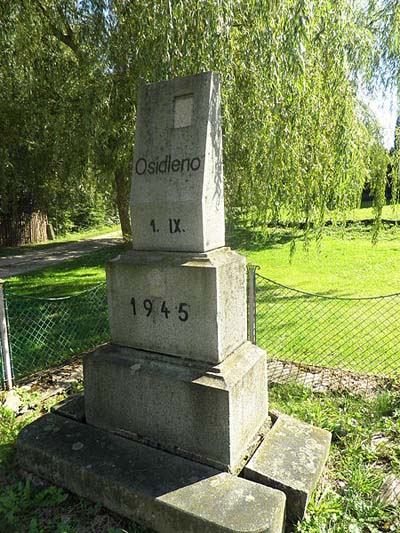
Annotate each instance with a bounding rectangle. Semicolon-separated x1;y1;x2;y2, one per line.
84;342;268;474
51;394;85;422
17;413;286;533
1;390;21;413
107;247;247;364
243;414;331;527
131;72;224;253
379;474;400;507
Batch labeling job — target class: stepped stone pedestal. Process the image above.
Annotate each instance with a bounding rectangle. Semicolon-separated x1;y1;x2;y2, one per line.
84;342;268;474
17;72;331;533
106;247;247;362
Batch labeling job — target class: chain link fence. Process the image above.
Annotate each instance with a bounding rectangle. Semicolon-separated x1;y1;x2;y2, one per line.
251;270;400;389
0;282;109;386
1;271;400;390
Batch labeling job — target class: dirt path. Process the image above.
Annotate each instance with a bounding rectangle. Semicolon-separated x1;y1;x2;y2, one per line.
0;231;123;278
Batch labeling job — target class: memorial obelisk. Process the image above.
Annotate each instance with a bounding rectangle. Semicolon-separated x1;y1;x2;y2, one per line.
17;72;331;533
85;71;269;474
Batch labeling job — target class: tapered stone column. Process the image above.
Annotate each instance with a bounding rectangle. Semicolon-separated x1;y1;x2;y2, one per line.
84;72;269;474
17;72;331;533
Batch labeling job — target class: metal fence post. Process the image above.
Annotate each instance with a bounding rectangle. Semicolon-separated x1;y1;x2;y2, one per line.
0;280;13;390
247;265;258;344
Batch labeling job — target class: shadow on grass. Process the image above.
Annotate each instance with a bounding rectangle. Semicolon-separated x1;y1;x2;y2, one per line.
0;240;86;257
256;283;357;299
226;224;300;251
0;226;121;258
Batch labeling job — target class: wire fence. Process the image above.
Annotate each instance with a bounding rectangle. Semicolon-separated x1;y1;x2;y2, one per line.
1;272;399;390
0;283;109;386
252;271;400;389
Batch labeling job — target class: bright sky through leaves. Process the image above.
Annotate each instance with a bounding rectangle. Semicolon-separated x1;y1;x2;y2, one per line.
365;86;398;149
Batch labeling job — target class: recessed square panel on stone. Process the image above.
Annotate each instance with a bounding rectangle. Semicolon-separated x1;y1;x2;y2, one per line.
174;94;193;128
131;72;225;252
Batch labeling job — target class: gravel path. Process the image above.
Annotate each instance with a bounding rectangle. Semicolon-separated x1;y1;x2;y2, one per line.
0;231;123;278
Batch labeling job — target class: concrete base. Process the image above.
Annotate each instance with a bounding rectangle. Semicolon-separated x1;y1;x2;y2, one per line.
17;398;331;532
107;248;247;364
17;413;286;533
84;342;269;474
243;414;331;528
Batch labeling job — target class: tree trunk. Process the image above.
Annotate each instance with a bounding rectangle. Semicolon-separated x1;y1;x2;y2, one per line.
114;169;132;243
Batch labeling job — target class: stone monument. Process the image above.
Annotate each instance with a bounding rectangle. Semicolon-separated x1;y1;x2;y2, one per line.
17;72;331;532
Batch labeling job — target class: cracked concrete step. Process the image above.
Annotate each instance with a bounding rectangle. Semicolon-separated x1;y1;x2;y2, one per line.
17;413;286;533
243;414;331;528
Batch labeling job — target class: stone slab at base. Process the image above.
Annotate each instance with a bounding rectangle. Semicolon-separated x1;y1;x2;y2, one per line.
107;248;247;364
243;414;331;528
17;413;286;533
84;342;268;474
51;394;85;422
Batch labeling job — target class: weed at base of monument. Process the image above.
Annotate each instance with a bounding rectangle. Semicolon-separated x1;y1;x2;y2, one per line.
2;374;399;532
269;383;400;532
0;388;147;533
0;478;140;533
0;481;66;529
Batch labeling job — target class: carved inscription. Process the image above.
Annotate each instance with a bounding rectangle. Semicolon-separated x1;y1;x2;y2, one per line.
130;298;189;321
150;219;185;234
135;154;201;176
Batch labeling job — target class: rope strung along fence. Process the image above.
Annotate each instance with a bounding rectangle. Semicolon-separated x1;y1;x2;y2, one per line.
2;271;399;389
1;282;110;386
252;273;400;382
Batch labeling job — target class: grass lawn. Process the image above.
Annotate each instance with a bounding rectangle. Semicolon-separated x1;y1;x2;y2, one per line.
5;244;128;298
0;380;399;532
233;224;400;297
345;204;400;223
0;213;399;529
4;245;128;380
230;223;400;376
7;222;400;299
3;219;400;379
269;383;400;532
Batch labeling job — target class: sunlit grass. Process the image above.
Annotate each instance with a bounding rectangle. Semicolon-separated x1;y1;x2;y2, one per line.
5;245;127;297
1;383;399;532
229;223;400;375
233;225;400;297
269;384;400;532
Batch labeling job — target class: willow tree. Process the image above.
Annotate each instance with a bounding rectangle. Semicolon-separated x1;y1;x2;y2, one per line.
364;0;400;210
0;1;114;238
97;0;389;238
2;0;394;241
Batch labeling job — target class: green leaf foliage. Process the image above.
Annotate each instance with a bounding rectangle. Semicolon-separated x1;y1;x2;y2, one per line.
0;1;398;240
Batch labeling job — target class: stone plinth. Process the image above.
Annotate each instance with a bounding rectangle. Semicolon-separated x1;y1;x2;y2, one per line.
243;414;332;526
17;413;286;533
131;72;224;252
84;342;269;474
16;70;331;532
107;248;247;364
